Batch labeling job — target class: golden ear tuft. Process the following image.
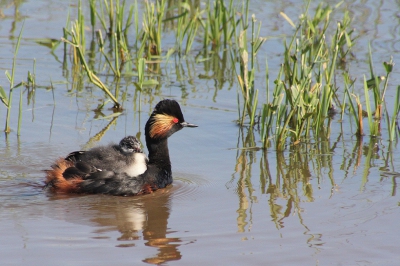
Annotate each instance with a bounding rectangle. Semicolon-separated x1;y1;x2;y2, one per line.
149;114;178;138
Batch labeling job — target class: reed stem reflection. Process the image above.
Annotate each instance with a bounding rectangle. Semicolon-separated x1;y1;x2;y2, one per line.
232;124;399;236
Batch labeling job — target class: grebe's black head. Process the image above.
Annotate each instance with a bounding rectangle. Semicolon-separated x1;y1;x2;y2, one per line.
119;136;143;153
145;99;197;140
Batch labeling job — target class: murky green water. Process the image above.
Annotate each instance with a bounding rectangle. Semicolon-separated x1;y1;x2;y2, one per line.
0;0;399;265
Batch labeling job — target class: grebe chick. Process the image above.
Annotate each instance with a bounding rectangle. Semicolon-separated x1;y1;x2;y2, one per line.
45;99;197;196
116;135;148;177
118;135;143;154
62;135;147;180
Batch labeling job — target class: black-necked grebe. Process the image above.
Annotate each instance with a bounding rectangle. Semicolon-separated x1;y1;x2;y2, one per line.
45;99;197;196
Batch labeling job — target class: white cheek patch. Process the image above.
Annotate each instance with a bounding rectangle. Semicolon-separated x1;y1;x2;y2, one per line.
125;153;148;177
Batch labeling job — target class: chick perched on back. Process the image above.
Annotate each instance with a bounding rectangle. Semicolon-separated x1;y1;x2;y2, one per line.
61;135;147;180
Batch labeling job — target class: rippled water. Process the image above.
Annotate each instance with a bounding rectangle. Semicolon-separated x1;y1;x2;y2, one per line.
1;0;400;265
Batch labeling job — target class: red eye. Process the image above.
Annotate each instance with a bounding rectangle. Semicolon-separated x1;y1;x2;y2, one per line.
172;117;179;123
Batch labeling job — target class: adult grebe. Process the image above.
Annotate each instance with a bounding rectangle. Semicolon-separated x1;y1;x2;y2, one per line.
45;99;197;196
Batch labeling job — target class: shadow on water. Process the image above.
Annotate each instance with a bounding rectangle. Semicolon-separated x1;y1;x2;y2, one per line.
46;186;187;265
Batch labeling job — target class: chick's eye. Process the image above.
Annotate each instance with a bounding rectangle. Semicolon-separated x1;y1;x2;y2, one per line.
172;117;179;124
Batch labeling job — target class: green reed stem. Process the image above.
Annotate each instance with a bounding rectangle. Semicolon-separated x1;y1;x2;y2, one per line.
113;33;121;77
363;75;376;136
17;88;22;136
5;22;24;133
89;0;96;34
62;35;120;108
109;0;114;35
388;86;400;141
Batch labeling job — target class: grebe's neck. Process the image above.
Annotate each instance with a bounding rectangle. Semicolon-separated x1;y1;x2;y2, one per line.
146;138;171;168
144;137;173;188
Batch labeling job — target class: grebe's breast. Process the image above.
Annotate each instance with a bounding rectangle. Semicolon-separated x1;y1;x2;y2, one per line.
124;153;148;177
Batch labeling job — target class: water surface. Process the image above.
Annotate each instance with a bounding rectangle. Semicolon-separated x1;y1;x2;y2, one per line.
0;0;399;265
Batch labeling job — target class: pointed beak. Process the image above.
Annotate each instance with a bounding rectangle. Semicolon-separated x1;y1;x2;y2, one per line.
181;121;198;128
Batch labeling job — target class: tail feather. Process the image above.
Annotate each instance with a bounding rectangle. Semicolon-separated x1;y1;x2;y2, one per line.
45;158;83;193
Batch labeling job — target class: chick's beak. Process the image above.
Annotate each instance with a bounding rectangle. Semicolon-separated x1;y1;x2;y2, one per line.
181;121;198;128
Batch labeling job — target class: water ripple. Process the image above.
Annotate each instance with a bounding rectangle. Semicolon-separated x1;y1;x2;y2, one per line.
170;173;209;202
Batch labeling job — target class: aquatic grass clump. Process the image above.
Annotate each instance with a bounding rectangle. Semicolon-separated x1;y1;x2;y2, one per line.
259;1;356;150
232;13;266;127
169;2;202;55
202;0;238;50
59;0;399;148
63;19;121;109
141;0;166;59
343;41;397;139
91;0;135;41
345;54;396;138
259;0;400;150
61;0;249;112
364;47;393;137
62;0;171;111
88;0;136;77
